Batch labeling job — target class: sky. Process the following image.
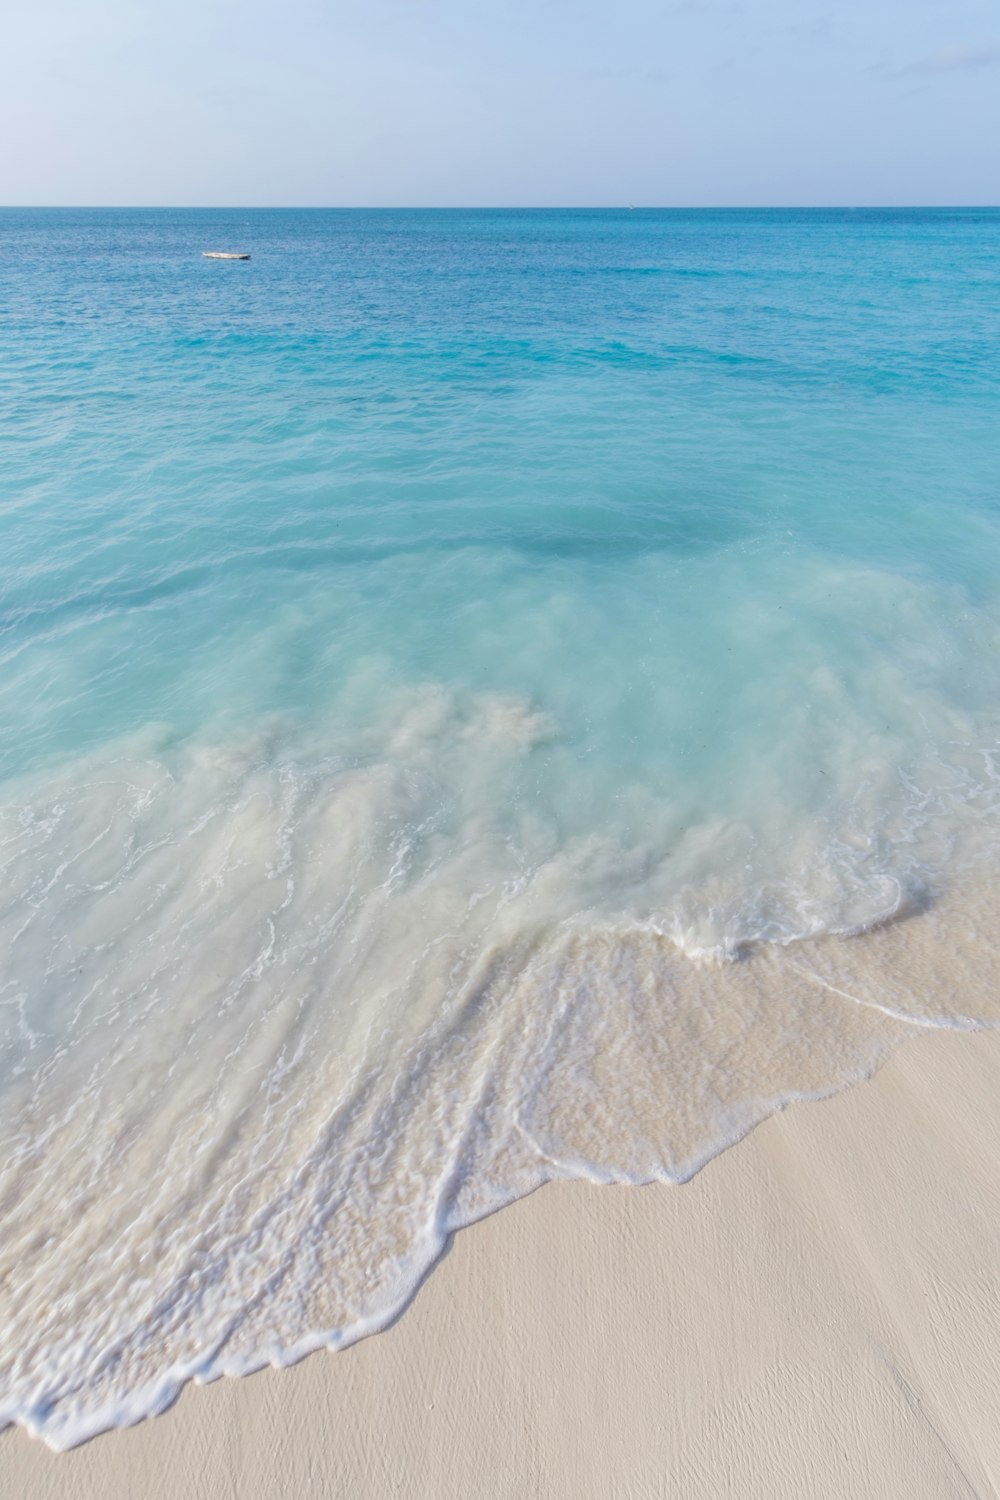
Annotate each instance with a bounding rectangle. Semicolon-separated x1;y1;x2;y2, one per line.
2;0;998;206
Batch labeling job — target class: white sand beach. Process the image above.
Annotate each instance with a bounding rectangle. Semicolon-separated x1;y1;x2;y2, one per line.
7;1023;1000;1499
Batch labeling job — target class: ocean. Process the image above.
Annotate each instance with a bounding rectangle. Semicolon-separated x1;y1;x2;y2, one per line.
2;207;1000;1447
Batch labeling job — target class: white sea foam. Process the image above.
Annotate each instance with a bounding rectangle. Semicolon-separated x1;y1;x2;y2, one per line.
2;673;1000;1449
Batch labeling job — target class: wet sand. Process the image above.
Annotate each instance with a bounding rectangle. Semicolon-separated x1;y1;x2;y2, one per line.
7;1024;1000;1498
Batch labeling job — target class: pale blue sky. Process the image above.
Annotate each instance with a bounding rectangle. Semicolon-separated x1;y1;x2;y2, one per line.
3;0;998;205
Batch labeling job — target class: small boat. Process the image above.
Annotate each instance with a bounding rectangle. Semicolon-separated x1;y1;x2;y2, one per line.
202;251;250;261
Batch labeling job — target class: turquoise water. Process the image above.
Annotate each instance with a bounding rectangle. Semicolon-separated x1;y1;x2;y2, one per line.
3;208;1000;1446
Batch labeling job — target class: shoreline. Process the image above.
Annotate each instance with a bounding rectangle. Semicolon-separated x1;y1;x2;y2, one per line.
8;1023;1000;1498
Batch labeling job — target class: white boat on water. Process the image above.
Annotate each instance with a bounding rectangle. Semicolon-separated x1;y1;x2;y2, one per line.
202;251;250;260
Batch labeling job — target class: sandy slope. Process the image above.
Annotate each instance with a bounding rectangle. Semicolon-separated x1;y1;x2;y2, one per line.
7;1026;1000;1499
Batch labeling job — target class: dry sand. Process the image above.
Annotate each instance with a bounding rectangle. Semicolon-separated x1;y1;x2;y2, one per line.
6;1025;1000;1499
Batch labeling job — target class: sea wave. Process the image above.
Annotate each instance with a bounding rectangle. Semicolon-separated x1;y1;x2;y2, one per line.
2;685;1000;1448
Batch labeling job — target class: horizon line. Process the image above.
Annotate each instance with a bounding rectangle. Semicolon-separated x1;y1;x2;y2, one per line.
2;202;1000;213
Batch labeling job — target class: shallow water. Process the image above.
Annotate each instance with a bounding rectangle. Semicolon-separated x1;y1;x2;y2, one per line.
2;208;1000;1447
